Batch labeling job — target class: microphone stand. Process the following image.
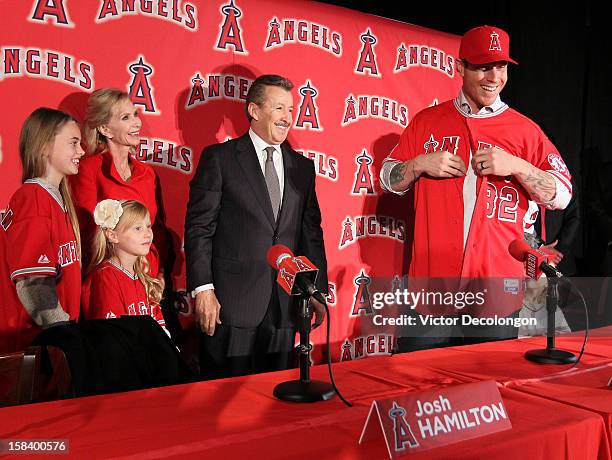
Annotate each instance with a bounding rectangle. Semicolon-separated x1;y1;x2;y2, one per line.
273;293;335;402
525;276;577;364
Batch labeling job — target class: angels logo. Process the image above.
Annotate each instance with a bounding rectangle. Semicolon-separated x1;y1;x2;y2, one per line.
264;17;342;56
351;270;373;317
136;137;193;174
216;0;248;54
58;240;79;267
489;31;502;51
351;150;375;196
342;94;408;128
339;215;405;249
29;0;73;27
185;72;253;109
547;153;568;174
394;43;454;78
389;402;420;451
127;55;158;114
294;80;322;131
477;141;493;150
295;149;338;182
0;47;93;91
355;28;380;77
339;334;394;361
96;0;198;31
422;134;460;155
326;282;337;306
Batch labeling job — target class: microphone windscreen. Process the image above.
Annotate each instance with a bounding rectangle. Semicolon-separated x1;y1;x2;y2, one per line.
508;238;531;262
266;244;293;269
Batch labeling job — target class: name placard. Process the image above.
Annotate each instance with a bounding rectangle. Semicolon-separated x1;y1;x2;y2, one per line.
359;380;511;458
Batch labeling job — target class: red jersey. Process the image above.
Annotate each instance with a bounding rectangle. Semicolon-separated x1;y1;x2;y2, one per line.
82;260;165;329
386;99;572;281
0;180;81;353
69;151;161;275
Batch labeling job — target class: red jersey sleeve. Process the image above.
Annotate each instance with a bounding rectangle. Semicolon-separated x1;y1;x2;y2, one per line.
532;135;572;192
4;192;58;281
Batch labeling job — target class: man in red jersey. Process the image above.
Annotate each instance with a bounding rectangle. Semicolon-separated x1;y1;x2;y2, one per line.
380;26;572;349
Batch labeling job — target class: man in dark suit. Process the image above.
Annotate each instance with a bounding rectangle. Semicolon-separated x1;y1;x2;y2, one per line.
185;74;328;379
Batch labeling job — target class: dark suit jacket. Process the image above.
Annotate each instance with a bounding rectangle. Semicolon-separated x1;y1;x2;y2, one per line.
184;133;328;328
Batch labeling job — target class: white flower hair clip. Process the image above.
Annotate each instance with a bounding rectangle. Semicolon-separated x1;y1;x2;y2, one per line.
93;199;123;230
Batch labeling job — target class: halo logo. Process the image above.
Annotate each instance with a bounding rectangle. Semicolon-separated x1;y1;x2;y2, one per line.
216;0;248;54
127;55;158;114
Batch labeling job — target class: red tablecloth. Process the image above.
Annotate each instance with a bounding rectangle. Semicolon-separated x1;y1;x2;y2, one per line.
1;339;611;460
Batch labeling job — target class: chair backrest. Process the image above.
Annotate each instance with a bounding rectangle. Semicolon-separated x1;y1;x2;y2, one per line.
0;345;72;407
0;346;41;406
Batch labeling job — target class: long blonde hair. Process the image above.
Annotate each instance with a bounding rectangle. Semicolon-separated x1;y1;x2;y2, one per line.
90;200;163;304
19;107;81;258
83;88;132;156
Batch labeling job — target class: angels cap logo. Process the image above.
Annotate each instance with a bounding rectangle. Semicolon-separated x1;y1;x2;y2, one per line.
351;149;375;195
29;0;73;27
128;55;158;114
294;80;322;131
216;0;248;54
355;28;380;77
389;402;420;451
489;31;502;51
351;270;373;317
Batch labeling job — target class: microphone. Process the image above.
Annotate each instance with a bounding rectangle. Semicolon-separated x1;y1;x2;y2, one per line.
508;239;563;279
267;244;327;305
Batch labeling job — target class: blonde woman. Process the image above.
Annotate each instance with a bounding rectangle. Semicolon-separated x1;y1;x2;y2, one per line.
81;199;166;332
0;108;84;353
70;88;166;278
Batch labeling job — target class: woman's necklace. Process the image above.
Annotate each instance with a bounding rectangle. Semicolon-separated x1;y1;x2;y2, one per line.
115;159;131;181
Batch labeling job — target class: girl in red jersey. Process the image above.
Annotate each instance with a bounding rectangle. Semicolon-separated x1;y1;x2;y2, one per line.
0;108;84;353
82;199;167;333
69;88;167;278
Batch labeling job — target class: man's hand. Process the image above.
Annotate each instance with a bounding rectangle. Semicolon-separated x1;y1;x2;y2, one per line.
415;151;467;178
309;297;326;329
195;290;222;336
472;146;518;177
541;240;564;265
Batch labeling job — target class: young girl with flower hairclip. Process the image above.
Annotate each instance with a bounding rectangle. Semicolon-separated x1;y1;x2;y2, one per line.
81;199;167;333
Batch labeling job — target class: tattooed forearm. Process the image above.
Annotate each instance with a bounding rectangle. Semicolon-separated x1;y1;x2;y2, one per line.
390;163;407;186
516;164;556;203
388;161;419;192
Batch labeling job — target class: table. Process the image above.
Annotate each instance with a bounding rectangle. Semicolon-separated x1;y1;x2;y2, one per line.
0;334;611;459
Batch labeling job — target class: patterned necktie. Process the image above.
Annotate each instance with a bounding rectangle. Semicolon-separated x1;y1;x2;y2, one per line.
264;146;281;220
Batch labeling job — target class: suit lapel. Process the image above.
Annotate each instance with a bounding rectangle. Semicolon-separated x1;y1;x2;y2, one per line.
236;134;276;227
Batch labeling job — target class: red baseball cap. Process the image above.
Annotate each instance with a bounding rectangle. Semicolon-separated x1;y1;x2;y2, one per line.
459;25;518;65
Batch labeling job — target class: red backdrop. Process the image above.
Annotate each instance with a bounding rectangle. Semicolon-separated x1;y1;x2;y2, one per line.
0;0;461;362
